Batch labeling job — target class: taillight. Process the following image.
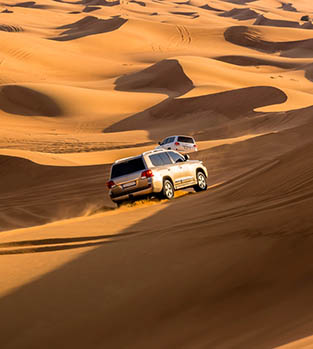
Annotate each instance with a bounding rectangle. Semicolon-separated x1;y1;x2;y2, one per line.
106;180;115;189
194;144;197;147
175;142;180;146
141;169;154;178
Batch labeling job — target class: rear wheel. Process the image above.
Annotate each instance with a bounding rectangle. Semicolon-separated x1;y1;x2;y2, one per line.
161;179;175;199
194;171;207;192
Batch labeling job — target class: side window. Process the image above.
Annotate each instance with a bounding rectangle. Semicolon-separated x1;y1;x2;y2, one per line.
149;152;173;166
168;151;184;163
167;137;175;143
158;152;172;165
149;154;163;166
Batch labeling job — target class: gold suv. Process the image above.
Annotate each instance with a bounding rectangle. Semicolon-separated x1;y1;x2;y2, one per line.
107;149;208;205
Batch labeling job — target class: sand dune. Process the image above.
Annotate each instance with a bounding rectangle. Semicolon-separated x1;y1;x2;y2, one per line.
1;0;313;347
280;2;297;12
224;25;313;57
1;133;313;348
254;14;300;28
215;54;298;68
199;3;223;12
0;85;63;116
4;1;49;9
115;59;194;96
0;154;112;231
220;7;259;20
104;86;287;138
51;15;128;41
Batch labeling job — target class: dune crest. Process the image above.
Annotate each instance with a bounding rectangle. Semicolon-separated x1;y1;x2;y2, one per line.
104;86;287;135
51;15;127;40
219;7;259;20
279;2;297;12
254;14;305;29
115;59;194;96
224;26;313;57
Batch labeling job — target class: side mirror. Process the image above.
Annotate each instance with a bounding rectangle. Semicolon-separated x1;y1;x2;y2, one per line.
158;141;161;145
184;154;190;161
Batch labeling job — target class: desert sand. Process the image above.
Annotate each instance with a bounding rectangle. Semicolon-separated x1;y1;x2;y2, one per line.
0;0;313;347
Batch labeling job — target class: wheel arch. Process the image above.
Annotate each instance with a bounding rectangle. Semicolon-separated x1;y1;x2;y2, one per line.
154;176;174;194
196;167;207;177
162;175;174;186
160;176;175;199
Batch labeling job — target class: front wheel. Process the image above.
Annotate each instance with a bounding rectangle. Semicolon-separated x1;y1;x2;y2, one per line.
193;171;207;192
161;179;175;199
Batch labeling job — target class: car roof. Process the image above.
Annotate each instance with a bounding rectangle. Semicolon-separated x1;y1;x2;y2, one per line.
113;148;184;165
142;149;168;156
113;155;142;164
162;135;195;139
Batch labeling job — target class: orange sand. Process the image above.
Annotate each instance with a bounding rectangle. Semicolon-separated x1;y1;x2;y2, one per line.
1;0;313;347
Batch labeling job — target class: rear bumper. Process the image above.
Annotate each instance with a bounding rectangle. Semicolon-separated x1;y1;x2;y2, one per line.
176;147;197;153
110;186;154;203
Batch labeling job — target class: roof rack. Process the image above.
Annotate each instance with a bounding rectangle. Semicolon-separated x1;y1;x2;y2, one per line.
113;148;166;163
114;154;141;163
142;149;166;156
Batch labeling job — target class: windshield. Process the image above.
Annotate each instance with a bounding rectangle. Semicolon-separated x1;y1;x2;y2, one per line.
168;151;185;163
111;157;145;178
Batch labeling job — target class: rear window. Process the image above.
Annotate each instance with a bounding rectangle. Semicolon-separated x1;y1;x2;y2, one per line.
177;136;194;144
149;152;172;166
111;157;145;178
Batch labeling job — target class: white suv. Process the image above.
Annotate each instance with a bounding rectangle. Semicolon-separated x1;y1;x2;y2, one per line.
156;135;198;153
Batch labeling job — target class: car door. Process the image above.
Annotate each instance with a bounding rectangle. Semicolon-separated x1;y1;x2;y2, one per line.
166;136;176;150
167;151;193;187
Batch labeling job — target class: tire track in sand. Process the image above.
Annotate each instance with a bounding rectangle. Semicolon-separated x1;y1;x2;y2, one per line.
0;24;23;32
176;24;192;44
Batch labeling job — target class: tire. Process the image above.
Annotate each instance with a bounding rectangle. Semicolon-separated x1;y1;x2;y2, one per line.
161;179;175;199
194;171;207;192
